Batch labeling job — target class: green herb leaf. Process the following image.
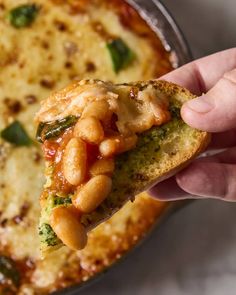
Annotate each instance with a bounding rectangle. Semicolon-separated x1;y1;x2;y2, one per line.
1;121;32;146
35;122;45;143
106;38;135;73
36;115;78;142
8;4;39;28
53;196;72;206
0;256;20;287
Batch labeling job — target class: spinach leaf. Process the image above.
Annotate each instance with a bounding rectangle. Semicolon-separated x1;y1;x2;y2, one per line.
106;38;135;73
36;115;78;142
8;4;39;28
0;256;20;287
1;121;32;146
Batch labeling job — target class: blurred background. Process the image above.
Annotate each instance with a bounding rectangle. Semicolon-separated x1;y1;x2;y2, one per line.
80;0;236;294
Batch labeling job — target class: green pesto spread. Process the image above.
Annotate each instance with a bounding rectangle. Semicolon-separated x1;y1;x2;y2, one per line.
39;195;72;248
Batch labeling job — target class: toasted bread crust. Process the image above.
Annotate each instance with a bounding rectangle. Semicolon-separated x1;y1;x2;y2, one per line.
136;80;211;186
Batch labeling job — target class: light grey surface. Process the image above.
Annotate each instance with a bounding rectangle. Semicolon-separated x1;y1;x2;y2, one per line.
164;0;236;58
79;1;236;294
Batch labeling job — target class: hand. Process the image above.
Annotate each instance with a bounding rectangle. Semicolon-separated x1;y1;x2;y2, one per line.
149;48;236;201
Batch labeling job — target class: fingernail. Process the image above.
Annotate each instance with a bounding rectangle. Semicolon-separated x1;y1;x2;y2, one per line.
185;96;213;113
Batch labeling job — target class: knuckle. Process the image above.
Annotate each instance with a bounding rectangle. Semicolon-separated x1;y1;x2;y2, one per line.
63;137;87;185
223;69;236;85
50;207;87;250
222;165;236;201
74;116;104;144
73;175;112;213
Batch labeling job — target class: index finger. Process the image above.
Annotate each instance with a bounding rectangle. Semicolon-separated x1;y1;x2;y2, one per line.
161;48;236;95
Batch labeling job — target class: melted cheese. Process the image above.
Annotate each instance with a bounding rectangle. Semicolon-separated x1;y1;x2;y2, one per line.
36;80;170;136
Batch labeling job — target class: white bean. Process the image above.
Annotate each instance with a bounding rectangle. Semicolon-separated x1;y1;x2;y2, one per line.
74;117;104;144
63;138;87;185
50;207;87;250
99;135;137;157
99;137;121;157
73;175;112;213
89;158;115;176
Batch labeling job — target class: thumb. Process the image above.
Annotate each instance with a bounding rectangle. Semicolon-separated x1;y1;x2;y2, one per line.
181;69;236;132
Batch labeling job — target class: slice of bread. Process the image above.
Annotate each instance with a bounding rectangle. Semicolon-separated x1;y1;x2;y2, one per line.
38;79;210;254
81;80;210;228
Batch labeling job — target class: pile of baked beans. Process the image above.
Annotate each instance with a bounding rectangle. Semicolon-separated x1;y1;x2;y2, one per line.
50;99;138;250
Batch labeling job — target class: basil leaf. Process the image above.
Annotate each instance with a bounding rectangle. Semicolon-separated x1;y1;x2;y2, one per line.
106;38;135;73
8;4;39;28
36;115;78;142
1;121;32;146
0;256;20;287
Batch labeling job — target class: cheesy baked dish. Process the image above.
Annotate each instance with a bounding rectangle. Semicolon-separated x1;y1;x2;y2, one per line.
0;0;185;293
